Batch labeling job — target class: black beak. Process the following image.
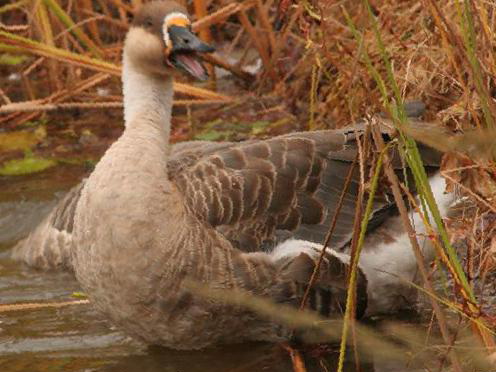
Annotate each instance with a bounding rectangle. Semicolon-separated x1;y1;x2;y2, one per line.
169;26;215;54
167;26;214;81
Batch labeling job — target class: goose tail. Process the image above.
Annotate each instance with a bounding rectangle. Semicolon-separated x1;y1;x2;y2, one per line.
271;172;457;318
11;182;84;271
271;239;368;322
359;171;457;315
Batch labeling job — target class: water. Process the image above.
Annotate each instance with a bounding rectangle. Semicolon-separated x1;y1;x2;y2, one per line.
0;165;444;372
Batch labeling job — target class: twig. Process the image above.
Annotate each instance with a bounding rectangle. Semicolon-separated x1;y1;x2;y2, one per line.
174;83;231;101
337;130;373;372
0;101;122;113
0;73;111;125
281;343;308;372
106;0;134;14
0;22;29;32
193;0;215;82
255;0;276;54
299;153;358;310
201;53;254;82
192;1;255;33
371;123;463;372
0;87;11;104
0;299;90;313
0;30;230;102
442;172;496;214
0;99;230;113
238;8;277;81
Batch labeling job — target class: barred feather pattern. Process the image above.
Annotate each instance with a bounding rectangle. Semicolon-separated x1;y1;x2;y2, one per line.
11;0;443;347
11;141;234;271
174;130;395;253
11;182;85;270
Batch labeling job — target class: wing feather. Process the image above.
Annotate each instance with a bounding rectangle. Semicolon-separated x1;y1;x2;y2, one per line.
172;125;441;253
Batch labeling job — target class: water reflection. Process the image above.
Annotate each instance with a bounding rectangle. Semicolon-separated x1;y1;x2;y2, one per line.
106;343;377;372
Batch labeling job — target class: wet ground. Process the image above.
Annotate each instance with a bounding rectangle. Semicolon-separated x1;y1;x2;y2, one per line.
0;164;470;372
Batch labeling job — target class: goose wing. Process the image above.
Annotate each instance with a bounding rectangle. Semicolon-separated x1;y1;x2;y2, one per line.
171;125;432;253
12;181;85;269
13;121;440;269
11;141;240;270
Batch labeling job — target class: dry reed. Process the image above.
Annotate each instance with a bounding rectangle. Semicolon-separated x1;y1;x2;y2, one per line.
1;1;496;371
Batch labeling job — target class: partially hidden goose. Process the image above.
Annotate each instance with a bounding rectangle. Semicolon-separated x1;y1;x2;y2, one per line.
13;0;456;349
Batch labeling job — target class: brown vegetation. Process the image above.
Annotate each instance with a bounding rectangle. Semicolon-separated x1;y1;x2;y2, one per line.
1;0;496;371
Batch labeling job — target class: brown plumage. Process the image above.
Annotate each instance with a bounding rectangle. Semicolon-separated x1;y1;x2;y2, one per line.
13;0;449;350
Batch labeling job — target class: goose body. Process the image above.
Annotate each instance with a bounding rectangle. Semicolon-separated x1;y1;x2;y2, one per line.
13;0;455;349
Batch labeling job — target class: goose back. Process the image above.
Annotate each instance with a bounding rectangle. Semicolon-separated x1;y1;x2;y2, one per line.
173;123;441;254
13;120;441;271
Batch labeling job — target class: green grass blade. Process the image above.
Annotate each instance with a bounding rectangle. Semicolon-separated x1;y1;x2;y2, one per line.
359;0;476;303
337;144;388;372
0;0;29;14
455;0;495;128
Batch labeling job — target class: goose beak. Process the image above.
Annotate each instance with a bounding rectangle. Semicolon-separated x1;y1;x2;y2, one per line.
167;26;215;81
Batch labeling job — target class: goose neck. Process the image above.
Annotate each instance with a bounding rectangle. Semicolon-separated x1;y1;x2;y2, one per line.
122;53;174;137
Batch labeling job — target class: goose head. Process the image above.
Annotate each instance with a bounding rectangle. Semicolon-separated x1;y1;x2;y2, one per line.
124;0;214;80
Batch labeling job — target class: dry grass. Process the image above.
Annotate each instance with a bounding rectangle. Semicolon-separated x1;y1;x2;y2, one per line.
1;0;496;371
2;1;494;128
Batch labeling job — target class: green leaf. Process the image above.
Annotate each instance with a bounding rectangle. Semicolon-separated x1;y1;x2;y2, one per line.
250;120;271;135
71;292;87;299
0;53;29;65
0;157;57;176
0;127;46;152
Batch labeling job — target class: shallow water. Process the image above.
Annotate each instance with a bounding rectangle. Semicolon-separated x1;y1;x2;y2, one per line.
0;165;435;372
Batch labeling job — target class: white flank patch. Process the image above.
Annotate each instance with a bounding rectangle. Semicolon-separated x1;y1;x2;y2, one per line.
361;172;457;314
272;172;456;316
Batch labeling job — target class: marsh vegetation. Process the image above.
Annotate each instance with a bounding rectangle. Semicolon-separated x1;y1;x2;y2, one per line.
1;0;496;371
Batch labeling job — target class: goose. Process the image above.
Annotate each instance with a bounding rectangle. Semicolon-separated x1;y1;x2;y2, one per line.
12;0;456;349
